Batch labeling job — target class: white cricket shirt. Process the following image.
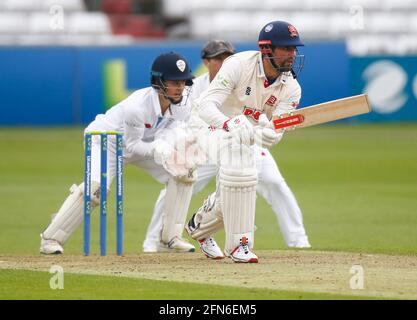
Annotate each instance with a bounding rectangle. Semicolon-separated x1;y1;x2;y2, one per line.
85;87;191;160
194;51;302;127
190;73;210;101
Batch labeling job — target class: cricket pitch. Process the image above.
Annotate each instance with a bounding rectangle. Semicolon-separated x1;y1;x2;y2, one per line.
1;250;416;299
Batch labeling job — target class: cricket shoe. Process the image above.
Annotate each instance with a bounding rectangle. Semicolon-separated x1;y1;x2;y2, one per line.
142;244;158;253
198;237;224;259
292;242;311;249
288;236;311;249
157;236;195;253
142;237;161;253
39;234;63;255
226;236;258;263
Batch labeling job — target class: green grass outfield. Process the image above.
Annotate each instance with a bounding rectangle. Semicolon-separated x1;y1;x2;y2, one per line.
0;269;376;300
0;124;416;299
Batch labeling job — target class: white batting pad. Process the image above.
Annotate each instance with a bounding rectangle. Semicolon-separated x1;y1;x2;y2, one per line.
219;143;258;253
42;182;100;244
188;192;224;241
161;178;194;243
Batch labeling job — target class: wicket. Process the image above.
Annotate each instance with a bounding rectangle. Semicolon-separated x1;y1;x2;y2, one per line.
83;131;123;256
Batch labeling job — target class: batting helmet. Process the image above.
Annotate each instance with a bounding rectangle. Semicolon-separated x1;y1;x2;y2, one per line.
258;21;305;78
150;52;194;88
258;20;304;51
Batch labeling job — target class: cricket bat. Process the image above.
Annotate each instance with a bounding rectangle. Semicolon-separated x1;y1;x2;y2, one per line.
272;94;371;131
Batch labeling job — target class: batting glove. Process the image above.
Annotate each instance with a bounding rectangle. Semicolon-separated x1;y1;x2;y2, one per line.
254;114;283;148
223;115;254;146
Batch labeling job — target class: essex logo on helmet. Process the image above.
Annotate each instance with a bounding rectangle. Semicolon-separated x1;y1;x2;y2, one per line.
288;25;299;37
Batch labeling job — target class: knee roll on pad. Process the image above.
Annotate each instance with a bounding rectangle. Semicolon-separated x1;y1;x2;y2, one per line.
218;167;258;187
189;192;224;241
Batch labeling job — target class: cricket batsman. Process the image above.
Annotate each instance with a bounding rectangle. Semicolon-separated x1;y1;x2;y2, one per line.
143;39;310;258
185;21;309;263
40;52;203;254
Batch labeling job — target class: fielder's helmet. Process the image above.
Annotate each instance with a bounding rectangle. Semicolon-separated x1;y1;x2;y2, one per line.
150;52;194;88
258;20;304;53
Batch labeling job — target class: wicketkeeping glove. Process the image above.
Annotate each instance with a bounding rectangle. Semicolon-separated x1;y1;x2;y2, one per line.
153;130;207;178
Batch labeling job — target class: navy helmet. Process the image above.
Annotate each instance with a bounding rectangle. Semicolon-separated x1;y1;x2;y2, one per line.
258;21;304;78
258;20;304;51
150;52;194;88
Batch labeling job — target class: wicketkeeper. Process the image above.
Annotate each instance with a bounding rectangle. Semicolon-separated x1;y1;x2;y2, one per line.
40;52;204;254
143;40;237;253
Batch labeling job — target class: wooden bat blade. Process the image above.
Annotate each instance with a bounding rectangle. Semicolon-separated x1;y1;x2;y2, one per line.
272;94;371;130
